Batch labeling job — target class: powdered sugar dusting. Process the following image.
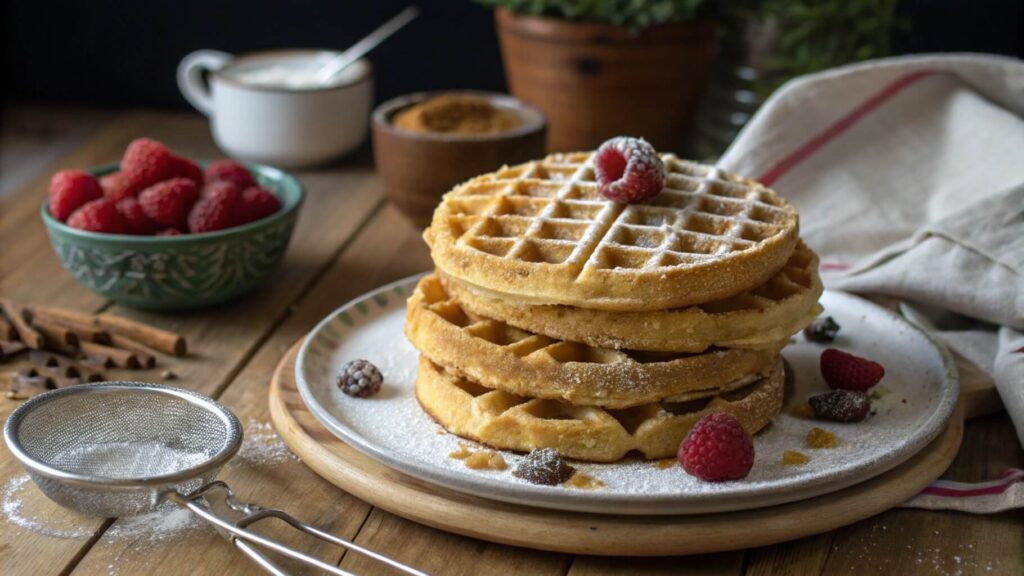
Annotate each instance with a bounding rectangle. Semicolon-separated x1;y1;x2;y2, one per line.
235;420;299;467
299;286;957;514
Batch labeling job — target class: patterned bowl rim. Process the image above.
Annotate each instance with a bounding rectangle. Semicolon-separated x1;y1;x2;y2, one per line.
40;162;304;244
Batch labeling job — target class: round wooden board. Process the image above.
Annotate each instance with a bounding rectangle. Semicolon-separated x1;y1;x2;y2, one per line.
269;338;964;556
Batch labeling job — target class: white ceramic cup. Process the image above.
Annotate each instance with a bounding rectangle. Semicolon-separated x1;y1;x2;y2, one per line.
178;49;373;168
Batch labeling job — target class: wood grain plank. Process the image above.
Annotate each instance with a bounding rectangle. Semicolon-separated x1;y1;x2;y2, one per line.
340;507;571;576
568;552;746;575
746;414;1024;576
0;112;384;576
70;206;427;575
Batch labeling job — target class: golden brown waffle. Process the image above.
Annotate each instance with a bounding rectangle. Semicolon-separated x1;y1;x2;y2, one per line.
425;152;799;311
441;241;823;353
406;275;783;408
416;356;785;462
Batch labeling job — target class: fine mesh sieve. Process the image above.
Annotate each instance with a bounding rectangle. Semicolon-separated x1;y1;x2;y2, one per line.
5;382;425;576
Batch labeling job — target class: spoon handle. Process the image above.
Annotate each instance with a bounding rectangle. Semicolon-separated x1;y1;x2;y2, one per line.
317;6;420;82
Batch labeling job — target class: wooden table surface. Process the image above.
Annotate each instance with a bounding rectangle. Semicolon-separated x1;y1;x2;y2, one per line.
0;108;1021;576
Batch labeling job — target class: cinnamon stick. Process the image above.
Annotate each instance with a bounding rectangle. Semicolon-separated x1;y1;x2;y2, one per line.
31;319;80;349
0;340;27;361
28;305;187;356
4;372;53;399
0;300;44;349
80;341;140;369
40;316;111;344
0;314;16;340
106;334;157;368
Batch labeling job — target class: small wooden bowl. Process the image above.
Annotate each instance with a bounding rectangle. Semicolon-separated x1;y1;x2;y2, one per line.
372;91;547;227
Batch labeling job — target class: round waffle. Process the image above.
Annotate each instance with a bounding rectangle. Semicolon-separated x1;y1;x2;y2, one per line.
406;275;783;408
425;152;799;311
441;241;823;353
416;356;785;462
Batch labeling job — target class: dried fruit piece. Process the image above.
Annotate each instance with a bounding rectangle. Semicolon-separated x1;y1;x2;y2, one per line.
678;412;755;482
564;473;605;489
337;359;383;398
782;451;810;465
594;136;666;203
804;316;841;343
463;450;507;470
809;390;871;422
821;348;885;391
49;170;103;221
807;427;838;449
513;448;575;485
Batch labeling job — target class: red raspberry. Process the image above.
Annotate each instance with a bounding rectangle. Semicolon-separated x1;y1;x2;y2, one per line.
67;198;127;234
594;136;666;203
169;155;204;184
820;348;885;391
48;170;103;221
188;183;241;233
121;138;177;196
239;186;282;224
205;159;255;189
115;197;157;235
156;228;183;236
809;390;871;422
200;180;241;200
678;412;754;482
100;171;132;201
138;178;200;230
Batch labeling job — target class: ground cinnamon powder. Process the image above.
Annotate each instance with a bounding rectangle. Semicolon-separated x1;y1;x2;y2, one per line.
393;94;522;135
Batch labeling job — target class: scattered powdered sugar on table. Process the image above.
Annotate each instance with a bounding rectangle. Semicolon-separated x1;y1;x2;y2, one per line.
234;420;299;467
304;290;955;511
2;475;92;539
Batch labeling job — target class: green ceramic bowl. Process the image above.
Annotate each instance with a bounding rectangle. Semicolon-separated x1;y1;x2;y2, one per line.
41;163;304;311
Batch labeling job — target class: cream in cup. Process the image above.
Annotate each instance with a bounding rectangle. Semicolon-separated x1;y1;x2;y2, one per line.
178;49;373;168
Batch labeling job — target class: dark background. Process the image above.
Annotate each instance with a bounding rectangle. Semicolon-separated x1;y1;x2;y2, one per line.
2;0;1021;111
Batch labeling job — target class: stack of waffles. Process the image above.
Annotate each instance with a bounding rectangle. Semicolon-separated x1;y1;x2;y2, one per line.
407;151;823;462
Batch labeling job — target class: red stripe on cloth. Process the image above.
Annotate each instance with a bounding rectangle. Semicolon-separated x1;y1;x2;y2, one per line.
921;474;1023;498
758;70;936;187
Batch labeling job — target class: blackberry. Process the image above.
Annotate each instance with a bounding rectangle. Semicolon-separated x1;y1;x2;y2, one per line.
804;316;841;343
808;390;870;422
337;359;383;398
512;448;575;486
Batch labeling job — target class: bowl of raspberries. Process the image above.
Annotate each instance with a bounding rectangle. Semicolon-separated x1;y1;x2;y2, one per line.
40;137;304;310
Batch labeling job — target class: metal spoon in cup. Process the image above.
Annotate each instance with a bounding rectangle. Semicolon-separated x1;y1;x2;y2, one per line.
315;6;420;85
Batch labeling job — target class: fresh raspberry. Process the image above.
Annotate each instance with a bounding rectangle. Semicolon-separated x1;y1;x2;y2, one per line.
804;316;841;343
205;159;255;189
337;359;383;398
820;348;885;391
138;178;200;230
48;170;103;221
67;198;127;234
115;197;157;235
169;155;204;184
594;136;666;203
809;390;871;422
200;180;241;200
239;186;282;224
100;171;132;201
188;183;240;233
678;412;754;482
121;138;177;196
156;228;183;236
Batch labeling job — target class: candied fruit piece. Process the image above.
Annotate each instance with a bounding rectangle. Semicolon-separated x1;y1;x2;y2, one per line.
464;450;507;471
783;451;810;465
807;427;838;449
564;473;606;489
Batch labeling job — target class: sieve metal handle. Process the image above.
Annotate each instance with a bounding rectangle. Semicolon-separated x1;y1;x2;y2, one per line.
165;481;428;576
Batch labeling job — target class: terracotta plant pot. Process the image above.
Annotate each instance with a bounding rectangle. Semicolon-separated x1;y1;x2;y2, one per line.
495;7;716;153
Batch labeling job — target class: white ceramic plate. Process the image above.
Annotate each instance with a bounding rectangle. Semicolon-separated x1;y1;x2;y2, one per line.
295;274;958;515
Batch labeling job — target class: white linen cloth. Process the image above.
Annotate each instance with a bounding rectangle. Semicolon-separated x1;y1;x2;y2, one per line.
718;53;1024;446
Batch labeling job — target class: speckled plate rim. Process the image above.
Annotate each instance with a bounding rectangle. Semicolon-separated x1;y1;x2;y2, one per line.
295;274;959;515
